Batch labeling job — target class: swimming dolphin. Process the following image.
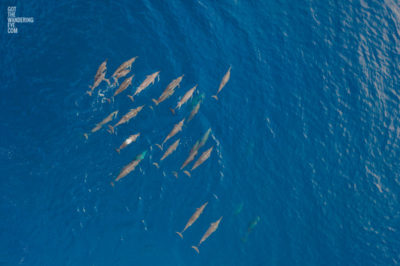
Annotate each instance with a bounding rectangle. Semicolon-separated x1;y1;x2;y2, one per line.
212;66;231;100
180;128;211;170
108;105;144;134
160;139;180;161
87;60;111;96
176;202;208;239
84;110;118;139
192;216;223;253
187;101;201;122
111;68;131;87
156;119;185;150
191;146;213;171
111;57;137;85
198;128;211;149
128;71;160;101
116;133;140;153
180;140;200;170
111;150;147;186
170;85;197;114
152;75;184;105
112;75;134;98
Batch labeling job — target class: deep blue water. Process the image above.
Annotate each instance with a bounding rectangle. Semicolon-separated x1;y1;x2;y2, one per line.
2;0;400;265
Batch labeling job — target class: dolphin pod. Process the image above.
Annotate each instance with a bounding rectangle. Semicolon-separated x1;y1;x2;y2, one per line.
86;60;231;254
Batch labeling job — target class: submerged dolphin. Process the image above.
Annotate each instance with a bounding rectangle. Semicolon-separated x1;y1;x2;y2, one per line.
87;59;111;96
160;139;180;161
108;105;144;134
128;71;160;101
116;133;140;153
170;85;197;114
187;101;201;122
111;150;147;186
156;119;185;149
176;202;208;239
191;146;213;171
152;75;184;105
84;110;118;139
180;128;211;171
212;66;231;100
192;216;223;253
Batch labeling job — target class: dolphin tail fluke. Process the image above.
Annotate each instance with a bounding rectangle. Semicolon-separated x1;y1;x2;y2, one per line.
155;144;163;151
152;162;160;168
86;91;92;96
110;181;115;187
152;99;159;105
104;78;111;87
212;95;218;100
169;108;176;115
108;125;114;134
191;246;200;254
176;232;183;239
183;170;191;177
127;95;134;102
116;148;120;154
84;133;89;140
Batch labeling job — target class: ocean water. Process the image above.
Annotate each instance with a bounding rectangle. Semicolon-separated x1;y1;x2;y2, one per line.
2;0;400;265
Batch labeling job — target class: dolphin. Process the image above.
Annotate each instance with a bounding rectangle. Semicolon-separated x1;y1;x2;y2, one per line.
128;71;160;101
87;69;111;96
198;128;211;149
112;75;134;98
212;66;231;100
111;150;147;186
187;101;201;122
170;85;197;114
111;68;131;87
241;216;260;242
108;105;144;134
156;119;185;149
152;75;184;105
176;202;208;239
180;128;211;170
191;146;213;171
160;139;180;161
180;140;200;170
111;57;138;83
192;216;223;253
116;133;140;153
84;110;118;139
